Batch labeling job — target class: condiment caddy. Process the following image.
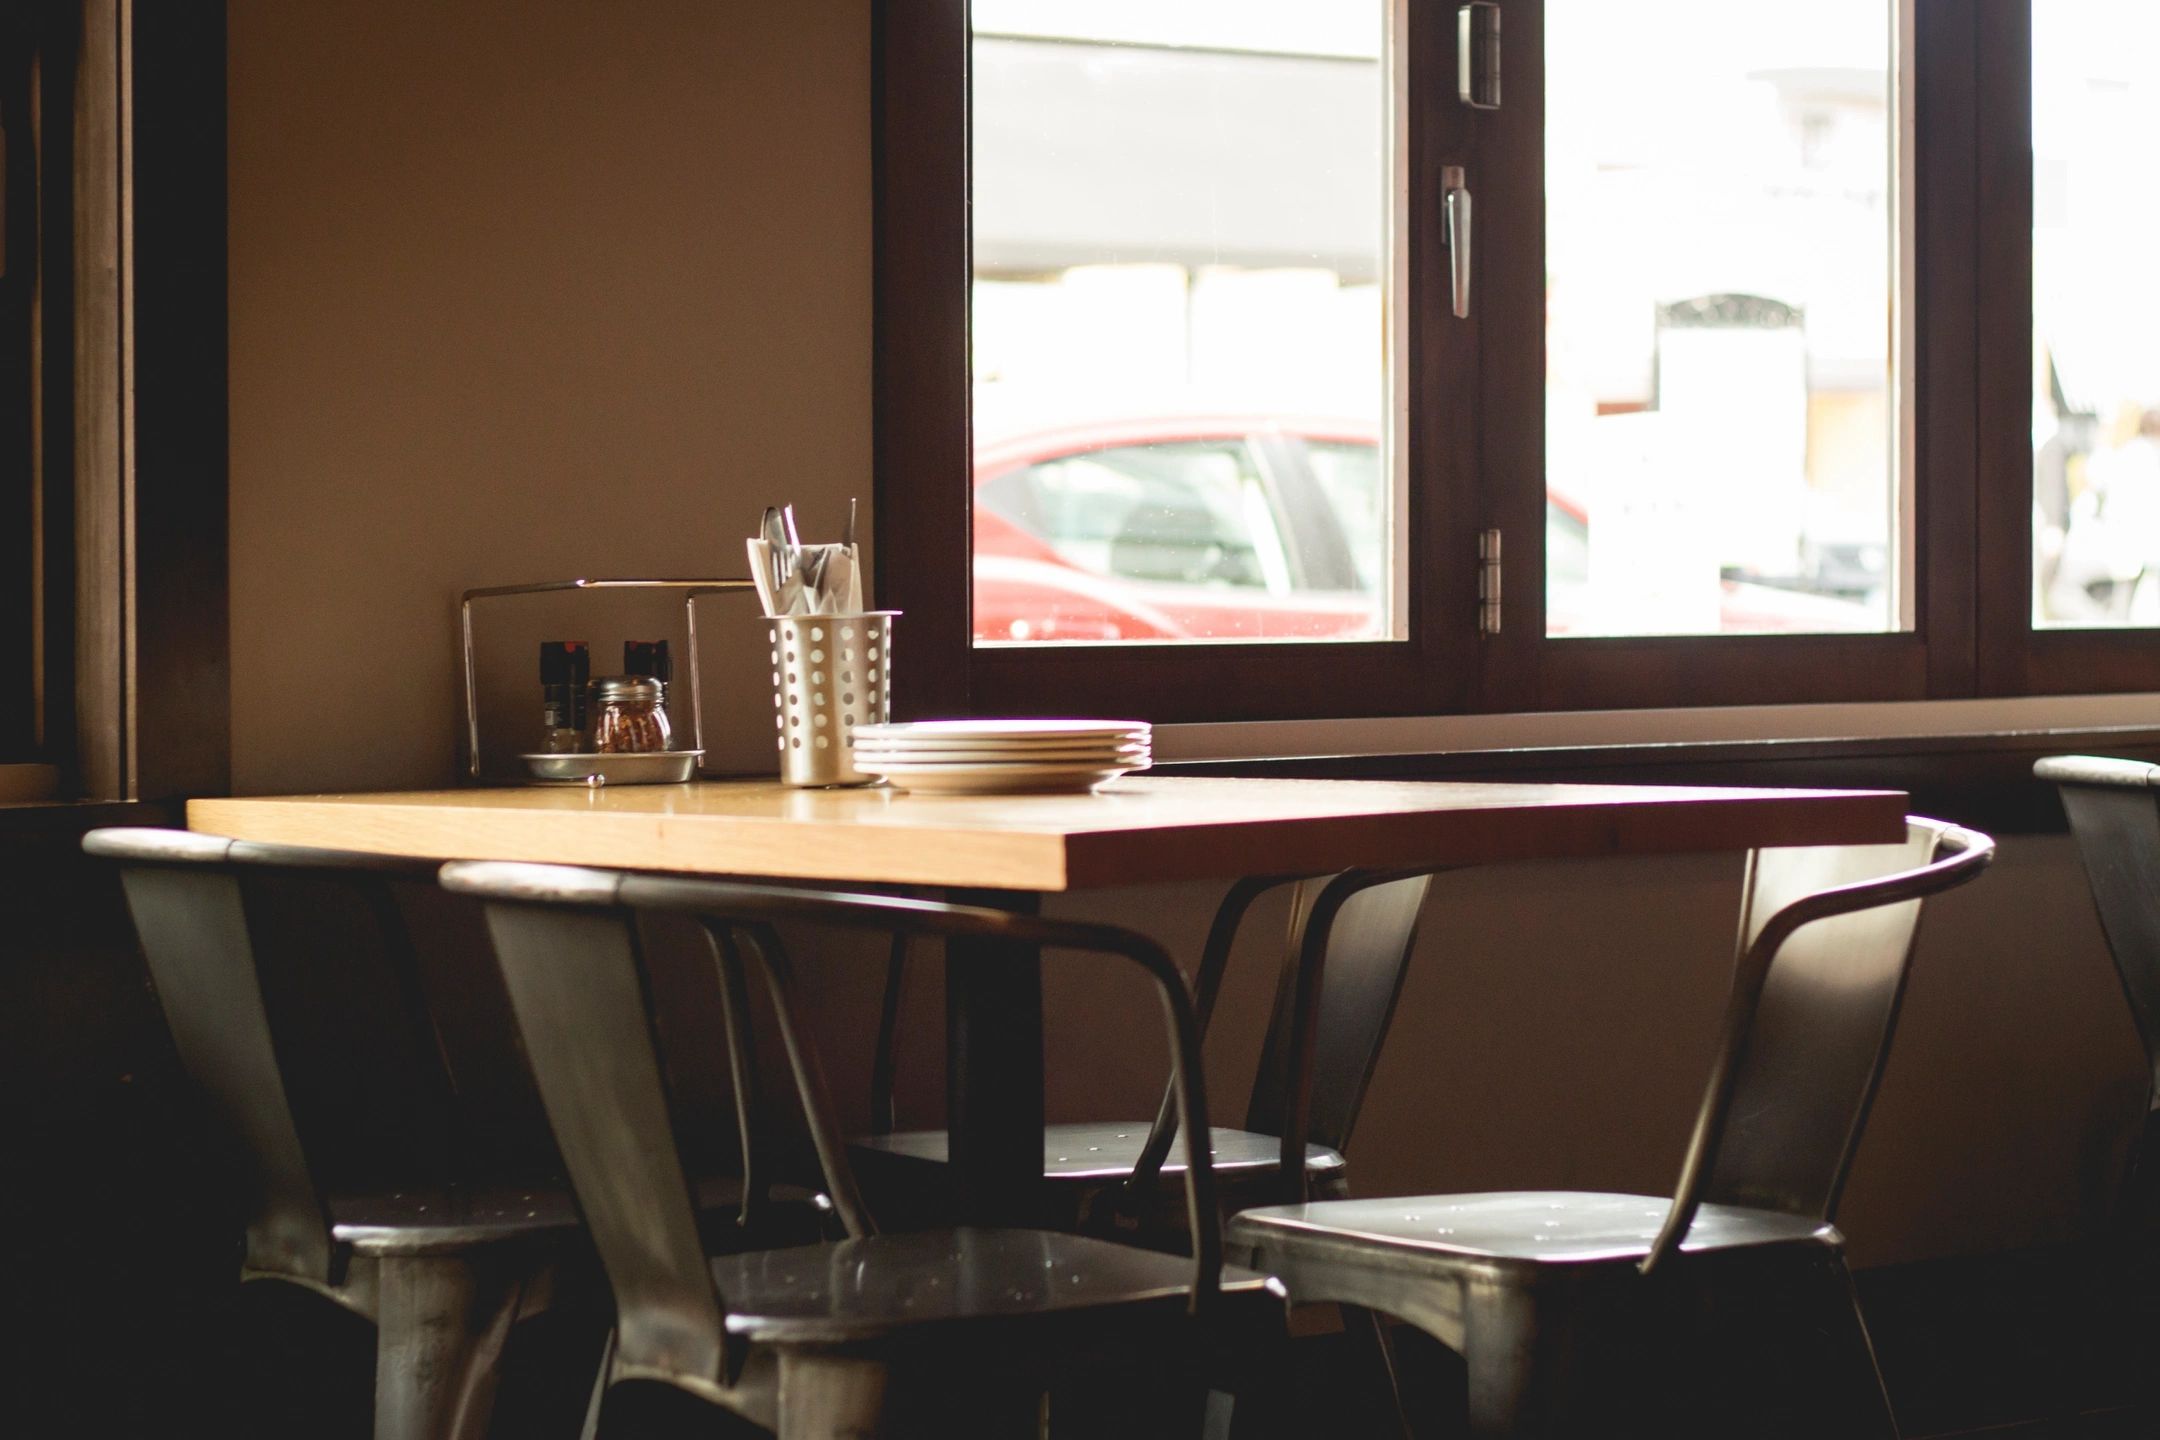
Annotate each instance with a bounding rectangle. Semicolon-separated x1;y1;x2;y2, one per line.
460;577;756;786
463;506;878;788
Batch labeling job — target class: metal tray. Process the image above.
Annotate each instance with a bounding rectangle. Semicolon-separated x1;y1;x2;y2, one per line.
518;750;705;786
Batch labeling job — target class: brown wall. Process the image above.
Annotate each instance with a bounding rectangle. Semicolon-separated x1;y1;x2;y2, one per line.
224;0;2144;1269
228;0;870;795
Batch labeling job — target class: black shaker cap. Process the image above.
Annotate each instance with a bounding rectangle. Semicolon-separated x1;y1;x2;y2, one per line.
624;639;672;683
541;641;590;685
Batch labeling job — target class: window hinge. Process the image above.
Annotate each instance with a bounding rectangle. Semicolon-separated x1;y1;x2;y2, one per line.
1459;3;1502;111
1478;528;1502;637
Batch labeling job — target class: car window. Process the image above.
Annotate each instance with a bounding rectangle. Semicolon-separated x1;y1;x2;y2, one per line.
977;441;1291;591
1303;440;1384;593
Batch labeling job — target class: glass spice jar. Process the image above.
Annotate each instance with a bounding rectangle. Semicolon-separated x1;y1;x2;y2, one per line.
588;675;672;754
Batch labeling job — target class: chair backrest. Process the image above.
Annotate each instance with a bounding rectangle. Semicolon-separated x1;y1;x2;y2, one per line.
83;828;492;1288
1117;868;1435;1205
225;849;464;1191
1645;817;1993;1273
1244;869;1436;1157
445;860;1225;1401
872;870;1434;1157
2037;756;2160;1099
87;829;337;1285
455;869;734;1396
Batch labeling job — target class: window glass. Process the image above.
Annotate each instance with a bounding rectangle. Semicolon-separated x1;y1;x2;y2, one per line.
973;440;1379;644
969;1;1396;646
2032;1;2160;628
1304;440;1385;595
1546;0;1900;637
1545;501;1593;636
978;443;1285;591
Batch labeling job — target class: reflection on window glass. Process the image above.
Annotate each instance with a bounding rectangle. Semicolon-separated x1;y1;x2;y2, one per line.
969;1;1393;646
974;438;1373;644
1547;503;1591;587
978;444;1283;591
2033;3;2160;628
1304;440;1385;595
1546;0;1899;637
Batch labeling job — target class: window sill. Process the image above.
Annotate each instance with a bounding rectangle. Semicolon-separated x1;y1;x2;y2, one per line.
1152;694;2160;834
0;764;60;805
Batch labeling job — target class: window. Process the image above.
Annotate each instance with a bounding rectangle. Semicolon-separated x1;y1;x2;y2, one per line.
874;1;2147;723
1545;1;1899;639
967;3;1400;649
2030;2;2160;631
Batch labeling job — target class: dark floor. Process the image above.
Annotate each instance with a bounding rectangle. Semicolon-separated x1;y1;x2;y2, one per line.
226;1241;2160;1438
27;1237;2160;1436
1855;1243;2153;1440
1281;1240;2160;1439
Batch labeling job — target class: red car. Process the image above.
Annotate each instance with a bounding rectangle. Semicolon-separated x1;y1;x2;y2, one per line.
972;415;1876;641
974;414;1380;643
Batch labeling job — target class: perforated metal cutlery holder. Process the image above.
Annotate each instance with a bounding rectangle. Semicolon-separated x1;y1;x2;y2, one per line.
768;612;895;786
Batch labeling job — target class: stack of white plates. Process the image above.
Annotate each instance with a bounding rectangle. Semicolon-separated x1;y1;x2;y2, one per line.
851;719;1151;795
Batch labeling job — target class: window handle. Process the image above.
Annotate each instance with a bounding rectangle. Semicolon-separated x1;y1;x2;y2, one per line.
1444;166;1472;319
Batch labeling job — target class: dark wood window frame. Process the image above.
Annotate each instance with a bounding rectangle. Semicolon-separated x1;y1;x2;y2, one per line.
874;0;2144;727
3;0;228;801
1;6;62;767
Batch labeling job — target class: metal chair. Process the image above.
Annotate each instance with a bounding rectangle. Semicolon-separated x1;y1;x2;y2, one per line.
2037;754;2160;1222
443;859;1289;1439
1225;818;1994;1437
83;829;821;1440
853;869;1438;1233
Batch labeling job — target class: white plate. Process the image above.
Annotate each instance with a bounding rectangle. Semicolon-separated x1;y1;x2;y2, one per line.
854;719;1151;745
856;758;1142;795
861;760;1148;777
852;743;1150;765
860;757;1140;774
851;738;1150;758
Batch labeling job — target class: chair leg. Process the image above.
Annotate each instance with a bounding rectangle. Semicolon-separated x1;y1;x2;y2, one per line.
776;1352;893;1440
1202;1306;1298;1440
371;1254;530;1440
578;1327;615;1440
1802;1255;1900;1440
1673;1250;1901;1440
1339;1305;1414;1440
1461;1280;1601;1439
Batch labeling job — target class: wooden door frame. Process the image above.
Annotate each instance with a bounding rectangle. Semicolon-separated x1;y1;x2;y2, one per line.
37;0;227;801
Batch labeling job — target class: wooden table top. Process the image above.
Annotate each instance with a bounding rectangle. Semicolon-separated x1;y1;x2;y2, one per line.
187;777;1911;892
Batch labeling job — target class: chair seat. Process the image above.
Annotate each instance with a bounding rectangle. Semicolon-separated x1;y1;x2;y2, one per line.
1229;1191;1837;1271
332;1184;577;1254
709;1227;1281;1346
333;1176;830;1256
851;1124;1346;1185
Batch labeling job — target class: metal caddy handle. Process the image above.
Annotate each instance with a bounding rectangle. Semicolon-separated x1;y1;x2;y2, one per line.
459;577;758;783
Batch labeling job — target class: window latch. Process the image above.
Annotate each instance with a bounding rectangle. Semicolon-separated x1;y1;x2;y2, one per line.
1479;529;1502;636
1459;2;1502;110
1444;166;1472;319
